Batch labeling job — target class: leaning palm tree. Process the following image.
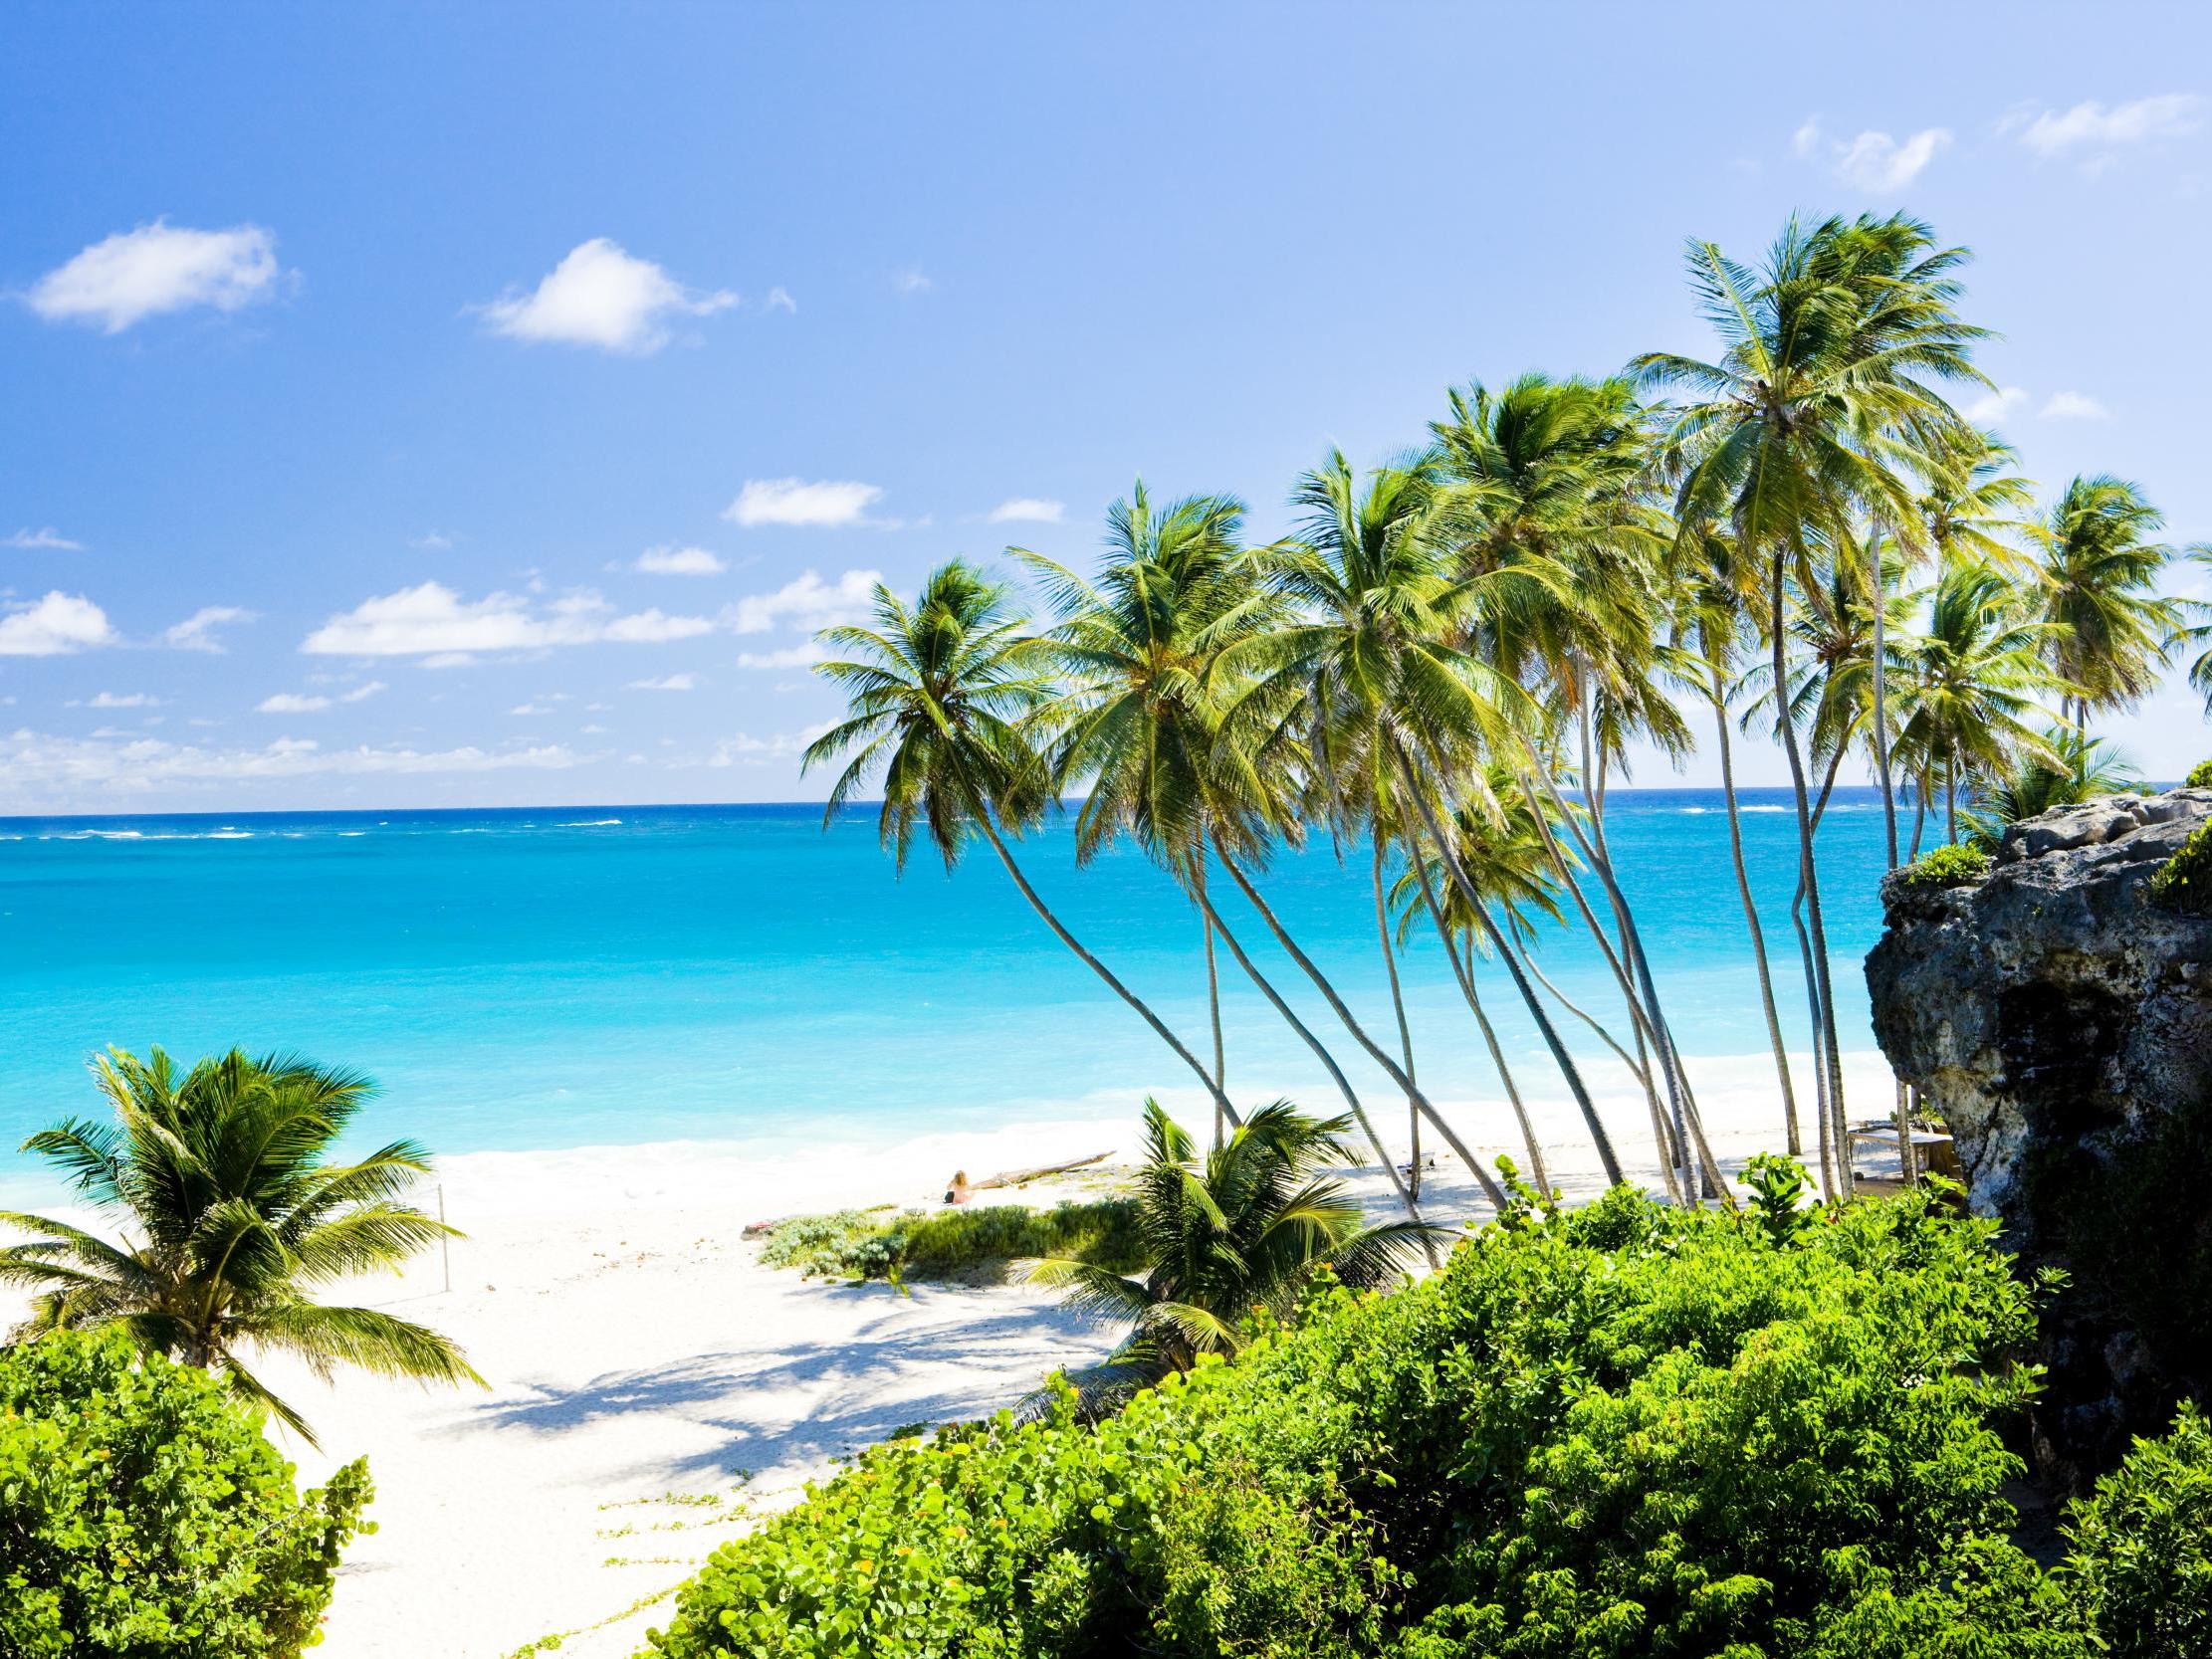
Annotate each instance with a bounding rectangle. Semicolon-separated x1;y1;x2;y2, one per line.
805;560;1238;1131
0;1046;479;1444
2023;475;2182;736
1030;1098;1442;1402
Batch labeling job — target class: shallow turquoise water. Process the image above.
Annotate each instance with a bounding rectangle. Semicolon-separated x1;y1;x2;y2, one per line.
0;790;1894;1172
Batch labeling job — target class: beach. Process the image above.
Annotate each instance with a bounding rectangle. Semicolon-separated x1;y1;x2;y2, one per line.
224;1053;1896;1659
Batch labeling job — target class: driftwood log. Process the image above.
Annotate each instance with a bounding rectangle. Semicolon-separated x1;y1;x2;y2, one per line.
944;1150;1110;1205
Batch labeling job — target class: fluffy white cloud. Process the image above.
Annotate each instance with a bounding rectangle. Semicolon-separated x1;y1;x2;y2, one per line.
2041;390;2111;420
164;604;258;653
258;692;332;714
87;692;159;709
627;673;698;691
0;728;585;794
635;543;727;575
476;238;736;353
726;568;879;635
24;221;281;333
2013;94;2204;158
724;478;888;528
339;681;386;703
735;642;826;671
301;582;714;657
5;526;83;550
987;497;1066;525
1832;126;1951;190
0;592;117;656
1964;386;2031;424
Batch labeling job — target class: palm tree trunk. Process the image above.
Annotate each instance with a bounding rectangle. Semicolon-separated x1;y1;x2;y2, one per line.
1871;522;1900;869
1212;831;1511;1210
1192;878;1439;1252
973;814;1239;1132
1409;848;1550;1190
1391;761;1627;1188
1195;857;1226;1149
1371;833;1422;1199
1710;671;1801;1156
1768;547;1851;1197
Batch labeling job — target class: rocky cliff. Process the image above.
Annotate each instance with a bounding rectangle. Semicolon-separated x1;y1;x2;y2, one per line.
1866;786;2212;1485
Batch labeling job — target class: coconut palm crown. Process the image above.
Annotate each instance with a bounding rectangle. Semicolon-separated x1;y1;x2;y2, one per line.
0;1046;480;1443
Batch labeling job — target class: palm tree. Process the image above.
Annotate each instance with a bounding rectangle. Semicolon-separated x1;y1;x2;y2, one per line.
1030;1098;1442;1399
1891;561;2059;843
805;561;1238;1131
2024;475;2182;736
0;1047;479;1444
1964;727;2143;850
1917;427;2035;572
2176;546;2212;715
1637;214;1985;1180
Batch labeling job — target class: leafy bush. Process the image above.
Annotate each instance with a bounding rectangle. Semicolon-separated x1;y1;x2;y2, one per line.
2145;820;2212;917
0;1329;370;1658
646;1183;2078;1658
2185;759;2212;788
759;1198;1143;1284
1896;840;1993;890
2061;1402;2212;1659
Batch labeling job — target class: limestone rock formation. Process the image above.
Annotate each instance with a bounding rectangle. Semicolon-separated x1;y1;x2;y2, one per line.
1866;786;2212;1484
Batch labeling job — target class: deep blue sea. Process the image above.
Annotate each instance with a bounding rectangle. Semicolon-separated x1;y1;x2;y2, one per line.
0;789;1898;1180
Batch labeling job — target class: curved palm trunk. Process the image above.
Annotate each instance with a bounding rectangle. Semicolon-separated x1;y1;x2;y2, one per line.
1194;857;1227;1149
973;814;1239;1132
1789;873;1836;1200
1710;674;1801;1156
1211;832;1510;1211
1191;879;1437;1257
1768;548;1851;1196
1371;835;1423;1199
1408;849;1549;1190
1871;522;1900;869
1391;765;1627;1188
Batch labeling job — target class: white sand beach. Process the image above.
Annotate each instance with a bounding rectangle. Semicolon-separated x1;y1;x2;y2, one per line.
9;1053;1898;1659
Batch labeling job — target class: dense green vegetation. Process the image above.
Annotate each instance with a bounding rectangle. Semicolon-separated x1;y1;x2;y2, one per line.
0;1329;369;1659
1895;841;1992;890
645;1181;2209;1659
0;1046;479;1443
760;1199;1145;1284
2187;758;2212;788
2061;1404;2212;1659
2145;821;2212;916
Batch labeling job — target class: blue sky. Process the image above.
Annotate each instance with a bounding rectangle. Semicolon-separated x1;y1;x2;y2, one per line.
4;2;2209;814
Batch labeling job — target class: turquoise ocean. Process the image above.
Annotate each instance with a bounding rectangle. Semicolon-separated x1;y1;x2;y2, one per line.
0;789;1903;1184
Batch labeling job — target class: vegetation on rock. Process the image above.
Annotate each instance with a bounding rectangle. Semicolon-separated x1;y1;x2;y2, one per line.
2145;821;2212;916
1896;840;1992;890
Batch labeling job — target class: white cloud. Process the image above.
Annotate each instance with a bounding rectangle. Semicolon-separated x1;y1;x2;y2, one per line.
764;286;796;314
410;530;456;551
5;527;83;550
339;681;386;703
701;729;816;766
23;220;282;333
891;268;933;295
301;582;714;657
635;543;727;575
511;703;552;716
87;692;159;709
2041;390;2111;420
1832;126;1951;190
1964;386;2031;424
0;728;586;794
735;642;826;671
726;568;879;635
2013;94;2204;159
724;478;888;528
626;673;698;691
1791;117;1824;159
476;238;736;354
988;497;1066;525
163;604;258;653
258;692;332;714
0;592;117;656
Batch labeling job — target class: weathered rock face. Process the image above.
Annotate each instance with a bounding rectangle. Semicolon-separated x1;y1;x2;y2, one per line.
1866;787;2212;1485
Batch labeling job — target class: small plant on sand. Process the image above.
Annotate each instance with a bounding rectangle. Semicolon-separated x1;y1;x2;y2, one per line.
759;1198;1144;1284
1896;841;1992;891
0;1046;481;1443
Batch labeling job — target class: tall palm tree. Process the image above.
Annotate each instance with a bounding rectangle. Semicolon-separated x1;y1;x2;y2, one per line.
1030;1098;1442;1399
2024;475;2182;735
2176;546;2212;715
0;1047;479;1444
1637;214;1985;1180
805;561;1238;1131
1917;427;2035;572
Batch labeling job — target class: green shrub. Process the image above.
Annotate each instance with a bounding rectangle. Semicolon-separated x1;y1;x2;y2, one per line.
759;1198;1144;1283
2061;1402;2212;1659
2184;759;2212;788
646;1184;2077;1658
0;1329;370;1658
2145;820;2212;917
1896;840;1993;890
